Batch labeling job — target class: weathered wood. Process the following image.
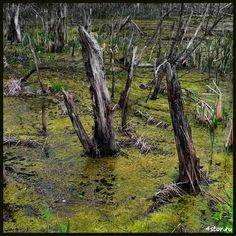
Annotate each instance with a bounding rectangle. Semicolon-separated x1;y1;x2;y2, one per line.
110;48;116;98
5;3;22;42
225;118;233;150
63;91;95;155
165;62;201;192
216;94;222;122
120;46;137;130
48;7;64;52
79;26;119;156
134;110;168;129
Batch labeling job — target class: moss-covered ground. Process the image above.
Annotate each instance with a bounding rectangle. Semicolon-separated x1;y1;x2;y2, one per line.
3;19;233;233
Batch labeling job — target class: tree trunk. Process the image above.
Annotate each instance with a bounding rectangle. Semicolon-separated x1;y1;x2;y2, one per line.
5;3;22;43
165;62;201;192
63;91;95;155
42;100;47;133
150;68;165;100
79;26;119;156
216;94;222;122
48;7;64;53
225;118;233;150
110;48;116;98
120;46;137;130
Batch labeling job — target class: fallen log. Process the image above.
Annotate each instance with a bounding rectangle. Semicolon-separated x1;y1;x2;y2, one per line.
20;65;50;83
134;110;168;128
148;183;185;213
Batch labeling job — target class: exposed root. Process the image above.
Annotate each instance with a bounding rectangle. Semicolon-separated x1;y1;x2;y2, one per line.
147;182;186;213
134;110;168;128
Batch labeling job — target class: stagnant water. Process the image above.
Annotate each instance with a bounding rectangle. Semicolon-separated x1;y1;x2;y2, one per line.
3;67;233;232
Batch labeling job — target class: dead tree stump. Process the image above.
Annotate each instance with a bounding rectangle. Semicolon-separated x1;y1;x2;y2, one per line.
165;62;201;192
79;26;119;156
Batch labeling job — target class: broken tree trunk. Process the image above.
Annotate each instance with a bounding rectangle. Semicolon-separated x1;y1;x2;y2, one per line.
216;94;222;122
48;7;64;53
63;91;95;155
165;62;201;192
5;3;22;43
120;46;137;130
110;47;116;98
225;118;233;150
150;68;165;100
79;26;119;156
149;60;167;100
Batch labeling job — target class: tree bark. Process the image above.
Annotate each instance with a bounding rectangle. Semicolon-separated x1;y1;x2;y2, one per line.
5;3;22;43
110;48;116;98
120;46;137;130
48;6;64;53
63;91;95;155
165;62;201;192
79;26;119;156
150;68;165;100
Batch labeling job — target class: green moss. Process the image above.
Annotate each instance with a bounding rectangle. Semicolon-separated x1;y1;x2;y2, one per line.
3;20;233;232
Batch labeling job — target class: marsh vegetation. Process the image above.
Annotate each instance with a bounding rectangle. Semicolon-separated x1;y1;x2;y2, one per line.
3;3;233;233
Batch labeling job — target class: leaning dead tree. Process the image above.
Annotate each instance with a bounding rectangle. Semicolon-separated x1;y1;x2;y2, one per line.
165;62;201;192
4;3;22;43
120;46;137;130
63;91;96;155
63;26;119;157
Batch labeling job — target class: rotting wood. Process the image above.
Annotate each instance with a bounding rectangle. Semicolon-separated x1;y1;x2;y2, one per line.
225;118;233;150
148;183;186;213
195;100;214;126
3;134;49;151
165;62;201;192
134;110;168;128
78;25;119;156
120;46;137;130
63;91;95;155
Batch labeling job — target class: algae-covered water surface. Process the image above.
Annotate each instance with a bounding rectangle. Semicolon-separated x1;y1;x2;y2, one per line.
3;3;233;233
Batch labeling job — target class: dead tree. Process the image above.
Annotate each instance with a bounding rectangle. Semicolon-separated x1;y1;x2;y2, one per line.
225;118;233;151
48;5;64;52
4;3;22;43
165;62;201;192
63;91;95;155
28;36;47;94
83;8;92;32
120;46;137;130
76;26;119;156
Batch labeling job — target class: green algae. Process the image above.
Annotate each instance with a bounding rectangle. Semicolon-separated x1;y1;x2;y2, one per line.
3;22;233;233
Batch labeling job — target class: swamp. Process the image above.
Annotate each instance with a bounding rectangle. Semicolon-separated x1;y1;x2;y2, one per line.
2;2;233;233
